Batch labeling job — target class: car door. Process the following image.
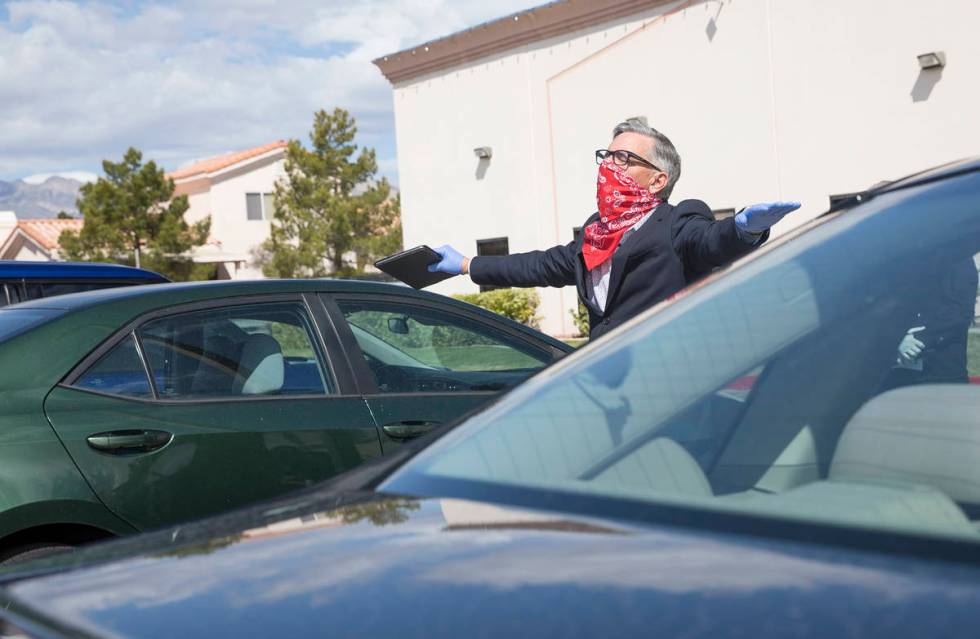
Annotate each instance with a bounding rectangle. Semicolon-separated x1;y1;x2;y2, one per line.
43;293;381;531
322;293;565;451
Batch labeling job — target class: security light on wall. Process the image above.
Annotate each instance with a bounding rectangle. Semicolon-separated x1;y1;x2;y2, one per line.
917;51;946;70
473;146;493;159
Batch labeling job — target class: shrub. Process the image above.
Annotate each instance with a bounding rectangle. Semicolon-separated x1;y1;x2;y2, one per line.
453;288;540;328
570;301;590;337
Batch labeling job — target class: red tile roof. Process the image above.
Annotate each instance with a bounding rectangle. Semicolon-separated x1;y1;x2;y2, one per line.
169;141;287;180
16;218;84;250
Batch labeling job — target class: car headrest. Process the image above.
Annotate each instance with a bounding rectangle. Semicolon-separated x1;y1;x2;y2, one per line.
830;384;980;504
233;333;284;395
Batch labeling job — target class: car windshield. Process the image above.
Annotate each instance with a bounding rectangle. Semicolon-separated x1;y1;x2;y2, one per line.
0;308;67;343
384;169;980;543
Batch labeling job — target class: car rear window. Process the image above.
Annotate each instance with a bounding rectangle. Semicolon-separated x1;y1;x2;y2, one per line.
0;308;67;343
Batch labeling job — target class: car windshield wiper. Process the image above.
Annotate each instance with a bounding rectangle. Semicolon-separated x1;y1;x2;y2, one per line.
825;162;980;215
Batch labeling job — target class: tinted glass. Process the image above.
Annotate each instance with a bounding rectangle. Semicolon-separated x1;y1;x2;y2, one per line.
139;302;331;399
385;173;980;542
339;301;551;393
475;238;509;292
262;193;275;218
21;282;135;301
246;193;263;220
74;334;152;398
39;282;133;298
0;283;22;307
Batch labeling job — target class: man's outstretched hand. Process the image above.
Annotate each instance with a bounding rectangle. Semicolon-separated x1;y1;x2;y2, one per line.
428;244;467;274
735;201;802;234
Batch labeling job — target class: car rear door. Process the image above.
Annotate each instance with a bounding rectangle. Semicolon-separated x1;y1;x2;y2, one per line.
321;293;565;451
43;293;381;531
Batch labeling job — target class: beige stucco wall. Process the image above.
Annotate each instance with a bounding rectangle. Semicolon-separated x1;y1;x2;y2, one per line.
208;157;285;278
391;0;980;336
178;155;286;279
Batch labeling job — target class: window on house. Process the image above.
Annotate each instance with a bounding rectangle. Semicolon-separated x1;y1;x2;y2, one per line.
476;237;509;292
246;193;276;221
713;208;736;220
246;193;263;220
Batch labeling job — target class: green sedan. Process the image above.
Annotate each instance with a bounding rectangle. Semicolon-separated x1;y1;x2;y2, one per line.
0;279;571;562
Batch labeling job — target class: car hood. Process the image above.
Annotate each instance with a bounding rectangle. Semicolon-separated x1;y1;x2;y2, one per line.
3;495;980;638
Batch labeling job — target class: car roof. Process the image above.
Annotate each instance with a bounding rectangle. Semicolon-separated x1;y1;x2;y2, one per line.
0;261;169;282
5;277;571;352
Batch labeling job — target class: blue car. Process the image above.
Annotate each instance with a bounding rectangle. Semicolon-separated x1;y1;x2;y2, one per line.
0;262;169;306
1;158;980;638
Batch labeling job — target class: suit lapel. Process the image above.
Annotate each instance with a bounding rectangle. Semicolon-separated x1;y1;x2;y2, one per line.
604;204;671;311
577;213;603;316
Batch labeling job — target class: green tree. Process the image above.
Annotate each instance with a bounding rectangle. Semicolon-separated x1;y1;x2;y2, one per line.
261;108;401;278
59;148;211;281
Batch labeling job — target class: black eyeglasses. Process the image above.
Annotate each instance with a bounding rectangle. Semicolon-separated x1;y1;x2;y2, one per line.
595;149;661;172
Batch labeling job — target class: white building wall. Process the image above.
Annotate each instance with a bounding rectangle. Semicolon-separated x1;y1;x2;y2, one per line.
182;184;212;227
391;0;980;336
207;158;285;279
179;156;286;279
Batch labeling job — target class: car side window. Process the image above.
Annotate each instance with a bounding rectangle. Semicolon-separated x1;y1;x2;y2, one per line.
337;300;552;394
1;283;23;306
74;334;153;398
137;301;333;399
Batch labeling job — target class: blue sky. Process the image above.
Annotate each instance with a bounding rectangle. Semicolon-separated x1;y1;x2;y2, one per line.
0;0;542;184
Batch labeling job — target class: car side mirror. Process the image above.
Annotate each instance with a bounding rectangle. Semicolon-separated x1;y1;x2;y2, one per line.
387;317;409;334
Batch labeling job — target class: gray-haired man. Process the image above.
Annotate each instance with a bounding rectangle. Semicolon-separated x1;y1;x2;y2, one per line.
430;118;800;339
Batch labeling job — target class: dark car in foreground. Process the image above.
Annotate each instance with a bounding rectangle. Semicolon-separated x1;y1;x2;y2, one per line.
2;159;980;637
0;261;168;306
0;279;569;562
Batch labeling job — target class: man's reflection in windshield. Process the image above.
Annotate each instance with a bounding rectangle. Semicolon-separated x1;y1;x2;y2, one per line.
576;348;633;445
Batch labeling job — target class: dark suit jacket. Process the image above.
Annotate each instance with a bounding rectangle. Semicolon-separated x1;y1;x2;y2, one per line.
469;199;767;340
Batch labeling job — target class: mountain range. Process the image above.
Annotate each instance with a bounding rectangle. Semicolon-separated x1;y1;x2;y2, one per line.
0;177;82;219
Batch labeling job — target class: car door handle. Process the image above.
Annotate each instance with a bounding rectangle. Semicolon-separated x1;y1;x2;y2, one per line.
86;429;173;454
382;421;440;440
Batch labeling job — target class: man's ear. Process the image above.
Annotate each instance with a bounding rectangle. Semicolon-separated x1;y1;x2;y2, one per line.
649;172;668;196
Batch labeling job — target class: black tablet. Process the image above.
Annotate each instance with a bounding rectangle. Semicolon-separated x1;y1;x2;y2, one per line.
374;245;456;289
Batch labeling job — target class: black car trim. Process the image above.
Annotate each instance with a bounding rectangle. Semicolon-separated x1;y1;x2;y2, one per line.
313;294;370;395
301;292;357;394
825;160;980;214
54;383;367;405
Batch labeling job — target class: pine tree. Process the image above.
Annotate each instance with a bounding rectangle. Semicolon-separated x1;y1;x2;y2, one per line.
261;108;401;278
59;148;211;280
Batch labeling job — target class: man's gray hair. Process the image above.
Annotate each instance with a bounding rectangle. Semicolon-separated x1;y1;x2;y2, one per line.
612;117;681;201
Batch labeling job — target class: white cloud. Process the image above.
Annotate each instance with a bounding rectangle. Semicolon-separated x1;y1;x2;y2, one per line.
0;0;541;184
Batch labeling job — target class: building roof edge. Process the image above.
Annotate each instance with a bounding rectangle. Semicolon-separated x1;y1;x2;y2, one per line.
373;0;672;84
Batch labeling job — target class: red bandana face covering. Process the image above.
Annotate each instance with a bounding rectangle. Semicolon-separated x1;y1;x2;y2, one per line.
582;160;662;271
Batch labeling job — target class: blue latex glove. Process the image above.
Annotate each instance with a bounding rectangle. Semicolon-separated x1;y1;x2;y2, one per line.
427;244;466;274
734;201;801;234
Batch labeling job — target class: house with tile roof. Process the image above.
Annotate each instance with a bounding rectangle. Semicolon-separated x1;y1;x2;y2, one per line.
0;215;84;261
170;141;288;279
0;141;288;277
